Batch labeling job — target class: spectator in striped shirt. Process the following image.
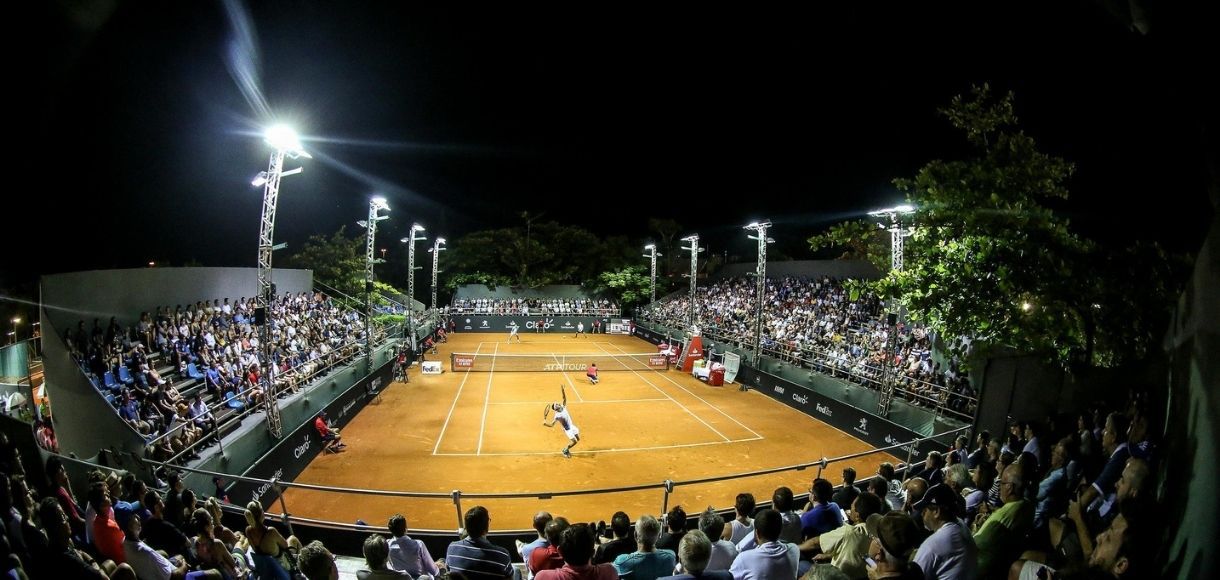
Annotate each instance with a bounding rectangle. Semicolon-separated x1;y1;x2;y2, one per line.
446;506;517;579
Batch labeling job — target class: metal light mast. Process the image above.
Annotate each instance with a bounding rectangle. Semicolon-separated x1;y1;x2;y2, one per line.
642;244;662;304
430;238;447;309
680;235;703;329
253;125;309;439
868;204;916;272
745;221;774;363
359;197;390;357
867;204;916;417
401;224;426;346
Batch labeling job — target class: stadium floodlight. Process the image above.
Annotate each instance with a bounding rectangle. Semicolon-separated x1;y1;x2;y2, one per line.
252;124;311;440
642;244;663;304
744;221;774;363
430;237;447;309
264;125;311;159
680;235;704;330
401;224;428;348
866;204;915;418
359;197;391;357
867;204;917;272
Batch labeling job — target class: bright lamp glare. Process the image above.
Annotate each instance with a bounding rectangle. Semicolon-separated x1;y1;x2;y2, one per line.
371;196;389;211
413;223;425;232
896;204;915;213
1021;302;1032;312
265;125;302;150
436;237;446;245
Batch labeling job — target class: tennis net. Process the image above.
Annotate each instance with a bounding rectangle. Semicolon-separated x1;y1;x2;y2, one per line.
450;352;669;372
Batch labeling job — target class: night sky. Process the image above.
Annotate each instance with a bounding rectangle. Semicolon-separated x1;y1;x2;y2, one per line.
23;1;1216;287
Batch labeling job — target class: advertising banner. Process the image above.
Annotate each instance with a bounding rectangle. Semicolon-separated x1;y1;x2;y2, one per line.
736;365;950;461
228;360;395;508
455;316;613;333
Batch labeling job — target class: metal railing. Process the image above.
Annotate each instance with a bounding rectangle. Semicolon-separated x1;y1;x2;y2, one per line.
638;313;977;423
59;424;967;538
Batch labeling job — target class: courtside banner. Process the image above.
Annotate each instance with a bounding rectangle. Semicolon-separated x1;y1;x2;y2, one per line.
736;365;949;460
453;354;474;368
455;315;610;333
228;360;395;508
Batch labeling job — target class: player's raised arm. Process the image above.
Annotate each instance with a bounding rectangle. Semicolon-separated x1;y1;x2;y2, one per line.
543;404;556;427
561;385;567;407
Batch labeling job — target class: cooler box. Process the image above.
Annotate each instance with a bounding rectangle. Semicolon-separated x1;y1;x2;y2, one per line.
709;367;725;386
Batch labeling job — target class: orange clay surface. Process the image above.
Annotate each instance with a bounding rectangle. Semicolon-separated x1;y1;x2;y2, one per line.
281;333;899;531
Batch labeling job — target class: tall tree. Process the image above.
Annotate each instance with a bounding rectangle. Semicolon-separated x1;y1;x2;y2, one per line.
806;220;891;271
282;227;365;298
648;218;682;276
591;265;653;310
842;85;1185;368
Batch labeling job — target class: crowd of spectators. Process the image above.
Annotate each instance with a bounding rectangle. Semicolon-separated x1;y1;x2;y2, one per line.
637;277;976;419
448;298;620;317
0;380;1159;580
63;292;371;466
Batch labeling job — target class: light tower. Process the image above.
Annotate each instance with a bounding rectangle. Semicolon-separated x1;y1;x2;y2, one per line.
401;224;427;346
867;203;916;417
680;235;704;330
429;237;447;309
642;244;662;304
867;204;916;272
745;221;774;363
358;196;390;357
252;125;309;439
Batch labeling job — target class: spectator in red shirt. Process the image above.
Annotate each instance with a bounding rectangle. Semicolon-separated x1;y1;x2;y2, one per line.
315;412;346;454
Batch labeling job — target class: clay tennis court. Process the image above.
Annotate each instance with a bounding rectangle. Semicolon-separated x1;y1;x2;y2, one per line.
282;333;900;531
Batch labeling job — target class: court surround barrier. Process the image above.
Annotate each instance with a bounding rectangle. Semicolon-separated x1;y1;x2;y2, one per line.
96;422;967;540
450;351;669;372
451;315;630;334
44;345;968;556
630;323;960;455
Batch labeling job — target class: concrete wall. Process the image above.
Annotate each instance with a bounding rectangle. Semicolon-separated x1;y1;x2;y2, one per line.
38;314;148;461
40;267;312;331
715;260;881;281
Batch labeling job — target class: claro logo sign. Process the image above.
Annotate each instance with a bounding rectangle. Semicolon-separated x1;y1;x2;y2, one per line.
792;393;809;405
293;434;312;459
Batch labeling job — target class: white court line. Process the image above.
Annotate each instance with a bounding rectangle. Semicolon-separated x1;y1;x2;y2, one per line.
607;343;764;439
432;342;483;455
490;398;669;405
552;354;585;402
476;342;499;455
435;436;764;457
591;343;731;442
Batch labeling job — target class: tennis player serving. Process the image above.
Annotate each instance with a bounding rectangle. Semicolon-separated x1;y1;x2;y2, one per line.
543;385;581;458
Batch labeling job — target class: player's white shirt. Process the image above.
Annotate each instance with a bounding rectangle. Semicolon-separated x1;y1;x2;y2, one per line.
554;407;580;438
577;323;584;332
509;324;519;335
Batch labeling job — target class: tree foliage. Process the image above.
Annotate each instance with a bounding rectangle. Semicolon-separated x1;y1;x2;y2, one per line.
283;227;365;297
283;226;408;309
591;265;654;309
442;221;639;290
834;85;1186;368
806;220;891;270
